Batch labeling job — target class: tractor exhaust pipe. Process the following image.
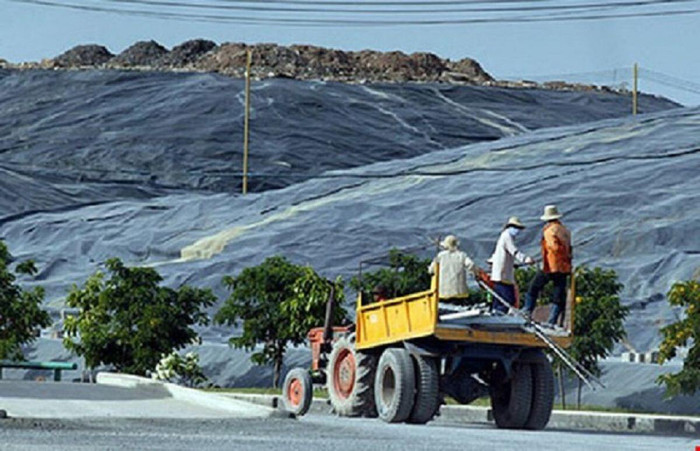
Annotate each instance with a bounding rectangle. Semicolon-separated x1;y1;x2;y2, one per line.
322;285;336;348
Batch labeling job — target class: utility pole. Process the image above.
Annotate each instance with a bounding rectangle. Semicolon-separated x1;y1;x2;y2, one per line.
242;49;252;194
632;63;638;116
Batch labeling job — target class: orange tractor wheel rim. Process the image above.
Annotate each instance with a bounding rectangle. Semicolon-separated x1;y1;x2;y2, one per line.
287;378;303;407
333;348;356;399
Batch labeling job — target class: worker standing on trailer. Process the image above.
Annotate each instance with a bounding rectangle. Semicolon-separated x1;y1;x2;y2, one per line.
428;235;477;301
490;217;535;313
523;205;572;325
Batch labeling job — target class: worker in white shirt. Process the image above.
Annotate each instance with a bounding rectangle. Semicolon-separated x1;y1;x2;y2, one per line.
428;235;478;302
490;217;535;313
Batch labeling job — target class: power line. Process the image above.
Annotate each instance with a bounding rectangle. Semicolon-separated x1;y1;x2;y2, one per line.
98;0;700;15
8;0;700;25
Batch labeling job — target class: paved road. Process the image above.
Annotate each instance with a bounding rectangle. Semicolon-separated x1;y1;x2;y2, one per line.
0;414;697;451
1;380;697;450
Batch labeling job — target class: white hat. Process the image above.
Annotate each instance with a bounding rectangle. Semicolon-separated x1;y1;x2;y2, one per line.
505;216;525;229
440;235;459;250
540;205;563;221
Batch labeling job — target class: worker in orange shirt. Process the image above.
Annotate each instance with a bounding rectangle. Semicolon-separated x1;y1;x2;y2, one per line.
523;205;572;326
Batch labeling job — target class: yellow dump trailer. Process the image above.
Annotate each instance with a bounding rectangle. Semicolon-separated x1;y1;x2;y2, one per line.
356;271;573;351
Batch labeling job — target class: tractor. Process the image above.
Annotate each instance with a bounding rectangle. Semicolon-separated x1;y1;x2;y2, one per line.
282;263;578;429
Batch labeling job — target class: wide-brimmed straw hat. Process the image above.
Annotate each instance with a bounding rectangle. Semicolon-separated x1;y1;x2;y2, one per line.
540;205;563;221
505;216;526;229
440;235;459;250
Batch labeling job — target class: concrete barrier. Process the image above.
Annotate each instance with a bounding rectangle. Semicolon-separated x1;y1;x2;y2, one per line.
96;373;284;419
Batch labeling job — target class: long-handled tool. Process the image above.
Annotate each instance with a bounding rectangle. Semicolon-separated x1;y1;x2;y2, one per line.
476;279;605;390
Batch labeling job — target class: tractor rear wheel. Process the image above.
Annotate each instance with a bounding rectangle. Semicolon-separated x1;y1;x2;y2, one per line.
407;355;440;424
282;367;313;416
490;361;533;429
374;348;416;423
524;351;555;430
327;334;377;417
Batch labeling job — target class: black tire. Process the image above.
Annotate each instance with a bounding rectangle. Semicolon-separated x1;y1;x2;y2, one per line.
374;348;416;423
490;362;533;429
524;351;555;430
408;355;440;424
327;334;377;417
282;368;313;416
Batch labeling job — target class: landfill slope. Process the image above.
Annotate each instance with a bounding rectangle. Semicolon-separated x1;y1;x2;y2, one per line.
0;68;677;213
1;70;697;406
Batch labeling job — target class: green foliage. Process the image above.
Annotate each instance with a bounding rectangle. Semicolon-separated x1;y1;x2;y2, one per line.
351;249;488;306
516;266;553;305
63;258;215;376
0;241;51;360
350;249;432;299
657;280;700;396
517;265;628;377
214;256;346;387
565;266;628;377
153;351;207;388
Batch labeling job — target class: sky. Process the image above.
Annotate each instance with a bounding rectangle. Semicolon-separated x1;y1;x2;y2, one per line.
1;0;700;106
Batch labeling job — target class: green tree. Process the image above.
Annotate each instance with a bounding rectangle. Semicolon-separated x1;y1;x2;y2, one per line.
569;266;628;375
0;241;51;360
657;280;700;397
63;258;215;376
351;248;487;305
215;256;346;387
518;265;628;408
350;249;431;299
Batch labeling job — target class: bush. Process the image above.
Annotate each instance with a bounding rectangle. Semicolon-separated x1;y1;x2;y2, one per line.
63;258;215;376
153;351;207;388
657;280;700;396
0;241;51;360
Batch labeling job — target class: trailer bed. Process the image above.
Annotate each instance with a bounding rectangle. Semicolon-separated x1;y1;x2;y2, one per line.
355;271;573;350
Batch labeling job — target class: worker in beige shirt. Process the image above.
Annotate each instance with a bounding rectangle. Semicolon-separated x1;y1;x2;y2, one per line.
428;235;477;301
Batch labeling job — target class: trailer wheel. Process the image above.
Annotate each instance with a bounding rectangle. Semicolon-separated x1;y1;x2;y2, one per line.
327;334;377;417
374;348;416;423
490;362;533;429
407;355;440;424
524;351;555;430
282;368;313;416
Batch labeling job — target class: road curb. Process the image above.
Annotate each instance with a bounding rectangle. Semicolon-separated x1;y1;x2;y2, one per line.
96;373;285;419
224;393;700;435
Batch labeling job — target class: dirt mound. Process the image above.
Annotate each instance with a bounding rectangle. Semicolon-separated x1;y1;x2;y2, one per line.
52;44;114;68
110;40;168;67
39;40;496;85
156;39;217;68
196;43;493;83
24;40;619;92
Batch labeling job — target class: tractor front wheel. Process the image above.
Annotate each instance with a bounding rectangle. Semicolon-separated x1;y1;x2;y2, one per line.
282;368;313;416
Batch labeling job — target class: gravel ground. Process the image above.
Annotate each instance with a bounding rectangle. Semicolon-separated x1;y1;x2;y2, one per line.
0;414;696;451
